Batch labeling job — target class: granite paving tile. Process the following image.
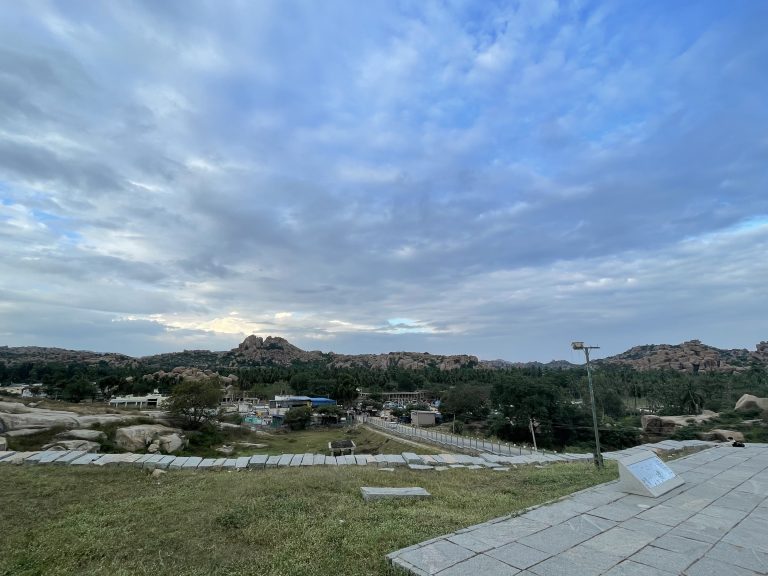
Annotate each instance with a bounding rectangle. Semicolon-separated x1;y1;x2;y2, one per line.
705;541;768;574
436;554;521;575
684;556;761;576
394;540;475;575
485;542;552;570
630;545;699;574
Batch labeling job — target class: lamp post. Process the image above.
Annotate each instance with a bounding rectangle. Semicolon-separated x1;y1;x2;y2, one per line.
572;341;603;468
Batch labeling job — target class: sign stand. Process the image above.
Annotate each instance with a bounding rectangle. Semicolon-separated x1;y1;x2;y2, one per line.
617;450;684;497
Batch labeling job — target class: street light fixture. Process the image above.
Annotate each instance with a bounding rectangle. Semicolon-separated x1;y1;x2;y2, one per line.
572;341;603;468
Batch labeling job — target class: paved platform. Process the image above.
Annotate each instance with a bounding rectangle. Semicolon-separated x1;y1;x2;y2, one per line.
387;443;768;575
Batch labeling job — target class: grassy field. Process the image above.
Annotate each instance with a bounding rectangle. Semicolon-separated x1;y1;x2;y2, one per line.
0;462;617;576
180;426;440;458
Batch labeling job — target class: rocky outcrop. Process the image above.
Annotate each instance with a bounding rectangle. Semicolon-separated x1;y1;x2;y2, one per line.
709;429;745;442
42;439;101;452
641;411;718;435
734;394;768;414
601;340;768;374
141;367;238;385
0;401;137;433
114;424;187;453
55;429;107;442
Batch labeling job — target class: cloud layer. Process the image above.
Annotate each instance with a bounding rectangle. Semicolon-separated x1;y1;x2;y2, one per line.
1;1;766;360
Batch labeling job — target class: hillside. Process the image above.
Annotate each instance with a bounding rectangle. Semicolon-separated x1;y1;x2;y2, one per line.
0;335;480;372
2;336;766;374
600;340;768;374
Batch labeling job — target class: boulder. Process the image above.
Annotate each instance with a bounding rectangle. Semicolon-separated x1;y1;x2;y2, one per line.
734;394;768;414
147;442;159;454
710;429;745;442
641;415;679;435
158;433;184;453
41;439;101;452
55;429;107;442
114;424;186;453
151;469;166;479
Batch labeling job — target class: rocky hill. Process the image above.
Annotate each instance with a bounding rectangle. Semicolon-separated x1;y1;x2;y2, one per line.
2;337;766;374
0;345;138;368
600;340;768;374
0;336;479;371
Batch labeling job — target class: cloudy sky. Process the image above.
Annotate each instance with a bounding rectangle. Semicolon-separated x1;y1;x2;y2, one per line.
1;1;766;362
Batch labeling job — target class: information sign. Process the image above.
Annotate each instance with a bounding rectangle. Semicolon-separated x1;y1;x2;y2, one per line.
617;450;684;497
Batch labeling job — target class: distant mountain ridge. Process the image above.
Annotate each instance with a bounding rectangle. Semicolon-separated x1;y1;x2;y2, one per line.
1;337;766;373
598;339;768;374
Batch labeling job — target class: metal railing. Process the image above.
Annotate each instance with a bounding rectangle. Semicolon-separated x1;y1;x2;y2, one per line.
362;415;534;456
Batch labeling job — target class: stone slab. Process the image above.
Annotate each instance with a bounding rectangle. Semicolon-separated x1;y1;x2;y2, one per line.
169;456;189;469
249;455;268;468
265;455;281;467
277;454;293;466
53;450;86;465
235;456;249;470
184;456;203;470
70;453;100;466
39;450;71;464
0;451;17;462
361;487;431;501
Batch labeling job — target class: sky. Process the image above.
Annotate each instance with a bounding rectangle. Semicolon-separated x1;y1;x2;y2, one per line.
1;0;766;362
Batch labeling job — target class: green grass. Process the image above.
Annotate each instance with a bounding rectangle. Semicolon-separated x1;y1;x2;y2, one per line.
183;426;439;457
0;462;617;576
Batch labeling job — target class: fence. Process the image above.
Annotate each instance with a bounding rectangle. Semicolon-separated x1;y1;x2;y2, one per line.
362;415;535;456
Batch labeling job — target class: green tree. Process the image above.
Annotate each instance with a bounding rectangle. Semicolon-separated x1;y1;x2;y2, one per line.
284;406;312;430
168;380;221;428
62;378;97;403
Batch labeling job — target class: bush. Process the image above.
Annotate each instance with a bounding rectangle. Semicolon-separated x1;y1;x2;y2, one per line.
168;380;221;429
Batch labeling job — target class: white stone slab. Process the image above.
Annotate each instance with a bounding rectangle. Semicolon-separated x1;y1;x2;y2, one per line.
402;452;421;463
169;456;189;469
39;450;70;464
278;454;293;466
70;453;100;466
155;455;176;470
361;487;431;501
0;451;16;462
52;450;86;465
198;458;217;470
222;458;238;469
184;456;203;470
300;453;314;466
249;455;268;468
142;454;165;469
25;451;51;463
265;455;280;467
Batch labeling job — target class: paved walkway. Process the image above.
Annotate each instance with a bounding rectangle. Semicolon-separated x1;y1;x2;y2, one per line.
364;416;536;455
387;443;768;575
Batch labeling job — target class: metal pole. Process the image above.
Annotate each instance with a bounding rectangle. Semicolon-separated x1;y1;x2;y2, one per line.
584;346;603;468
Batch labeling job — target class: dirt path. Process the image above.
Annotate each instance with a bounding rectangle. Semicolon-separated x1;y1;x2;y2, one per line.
359;423;454;453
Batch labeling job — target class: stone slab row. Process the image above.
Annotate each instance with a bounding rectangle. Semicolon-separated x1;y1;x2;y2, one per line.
0;439;716;472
